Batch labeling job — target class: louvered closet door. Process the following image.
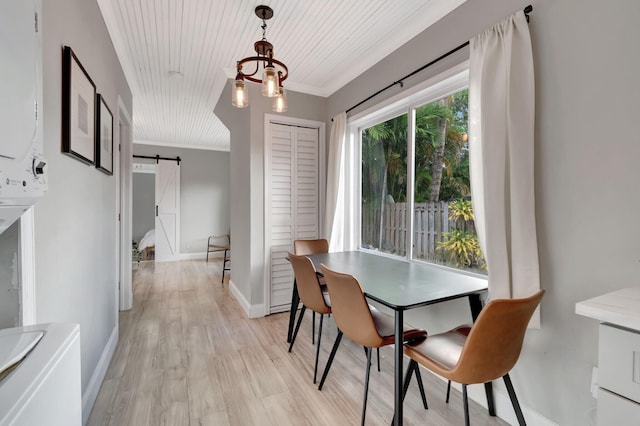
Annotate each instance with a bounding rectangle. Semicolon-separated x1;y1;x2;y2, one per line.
268;123;320;313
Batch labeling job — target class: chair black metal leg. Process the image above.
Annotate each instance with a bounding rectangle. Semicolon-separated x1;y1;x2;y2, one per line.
313;314;324;384
503;374;526;426
221;249;228;283
412;362;428;410
364;347;380;371
391;359;418;425
287;281;299;343
361;347;373;426
484;381;496;416
462;384;470;426
318;331;343;391
312;312;316;344
288;305;306;353
401;360;415;400
446;380;451;403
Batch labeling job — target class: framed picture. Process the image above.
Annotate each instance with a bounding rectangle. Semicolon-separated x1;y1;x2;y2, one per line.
61;46;96;164
95;94;113;175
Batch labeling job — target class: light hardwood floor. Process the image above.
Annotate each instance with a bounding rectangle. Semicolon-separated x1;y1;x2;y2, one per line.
87;259;509;426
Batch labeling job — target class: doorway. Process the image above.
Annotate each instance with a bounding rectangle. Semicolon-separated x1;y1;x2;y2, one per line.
132;163;156;263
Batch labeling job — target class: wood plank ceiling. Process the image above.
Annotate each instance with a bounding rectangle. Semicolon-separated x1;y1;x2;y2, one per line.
97;0;466;151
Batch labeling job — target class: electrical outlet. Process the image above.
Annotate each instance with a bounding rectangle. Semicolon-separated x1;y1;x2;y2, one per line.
590;366;598;398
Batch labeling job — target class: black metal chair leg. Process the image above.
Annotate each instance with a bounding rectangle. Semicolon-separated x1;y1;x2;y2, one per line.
221;249;229;284
484;381;496;416
401;360;416;400
503;374;527;426
377;348;380;372
318;331;343;391
391;359;418;425
312;312;316;344
287;281;299;343
288;305;306;353
462;384;470;426
446;380;451;403
361;347;373;426
412;362;428;410
313;314;324;384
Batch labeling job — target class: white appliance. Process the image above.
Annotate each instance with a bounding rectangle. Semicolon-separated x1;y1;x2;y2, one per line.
0;323;81;426
0;0;47;235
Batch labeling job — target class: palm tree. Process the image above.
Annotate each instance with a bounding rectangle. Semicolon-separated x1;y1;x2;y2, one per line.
361;114;408;250
415;90;469;203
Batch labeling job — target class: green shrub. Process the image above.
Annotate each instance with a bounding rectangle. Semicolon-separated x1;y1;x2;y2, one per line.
438;229;484;268
438;199;485;270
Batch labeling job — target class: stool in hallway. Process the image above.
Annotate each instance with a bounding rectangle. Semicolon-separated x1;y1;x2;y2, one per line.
207;234;231;283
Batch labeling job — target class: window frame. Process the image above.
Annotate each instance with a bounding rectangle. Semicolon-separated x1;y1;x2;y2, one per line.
349;64;478;274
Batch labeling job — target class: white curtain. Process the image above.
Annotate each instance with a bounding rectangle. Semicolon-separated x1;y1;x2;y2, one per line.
469;10;540;325
325;112;357;252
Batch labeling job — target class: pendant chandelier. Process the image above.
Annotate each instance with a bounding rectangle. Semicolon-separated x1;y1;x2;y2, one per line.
232;5;288;112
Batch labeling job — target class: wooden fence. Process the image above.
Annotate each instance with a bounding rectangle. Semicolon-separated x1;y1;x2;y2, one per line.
362;201;458;260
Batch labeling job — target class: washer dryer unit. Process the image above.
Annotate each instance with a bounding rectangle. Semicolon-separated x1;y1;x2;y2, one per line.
0;0;47;235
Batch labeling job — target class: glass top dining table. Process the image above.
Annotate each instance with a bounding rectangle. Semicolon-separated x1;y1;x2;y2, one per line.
299;250;491;426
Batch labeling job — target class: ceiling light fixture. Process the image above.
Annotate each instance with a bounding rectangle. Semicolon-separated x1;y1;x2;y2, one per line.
232;5;289;112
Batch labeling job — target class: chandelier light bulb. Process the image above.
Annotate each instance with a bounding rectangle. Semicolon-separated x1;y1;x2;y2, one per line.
262;65;278;97
232;79;248;108
273;87;287;112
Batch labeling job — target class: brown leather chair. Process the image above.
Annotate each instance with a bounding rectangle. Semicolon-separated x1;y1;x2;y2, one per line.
319;264;428;426
288;239;329;345
288;253;332;383
293;238;329;256
402;290;545;426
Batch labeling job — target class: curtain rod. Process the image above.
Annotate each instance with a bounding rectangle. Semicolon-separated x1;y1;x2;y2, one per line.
133;154;181;165
339;4;533;117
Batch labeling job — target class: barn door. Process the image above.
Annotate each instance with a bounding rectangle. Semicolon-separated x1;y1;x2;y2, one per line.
155;160;180;261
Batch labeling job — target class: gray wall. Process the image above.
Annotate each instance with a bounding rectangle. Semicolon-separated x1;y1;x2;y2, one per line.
328;0;640;424
132;145;230;254
35;0;132;415
132;172;155;242
215;84;327;308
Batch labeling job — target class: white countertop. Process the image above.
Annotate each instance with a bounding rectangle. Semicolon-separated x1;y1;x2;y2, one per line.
576;287;640;331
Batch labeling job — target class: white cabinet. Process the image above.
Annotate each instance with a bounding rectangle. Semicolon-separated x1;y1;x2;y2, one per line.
576;288;640;426
0;323;81;426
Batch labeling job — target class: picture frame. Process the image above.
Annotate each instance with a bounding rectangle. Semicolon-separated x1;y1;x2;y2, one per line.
95;94;114;175
61;46;96;165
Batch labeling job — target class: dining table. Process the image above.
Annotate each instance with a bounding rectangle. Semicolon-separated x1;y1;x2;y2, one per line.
291;250;491;426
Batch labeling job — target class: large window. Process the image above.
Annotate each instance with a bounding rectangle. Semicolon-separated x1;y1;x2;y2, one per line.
358;70;485;274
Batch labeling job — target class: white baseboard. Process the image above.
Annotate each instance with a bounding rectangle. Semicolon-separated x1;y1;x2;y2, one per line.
228;279;265;319
82;324;118;425
179;251;205;260
432;373;557;426
177;251;225;261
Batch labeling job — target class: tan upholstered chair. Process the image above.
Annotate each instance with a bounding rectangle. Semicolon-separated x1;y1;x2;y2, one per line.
402;290;545;426
288;253;331;383
206;234;230;283
319;264;428;426
288;239;330;345
293;238;329;256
